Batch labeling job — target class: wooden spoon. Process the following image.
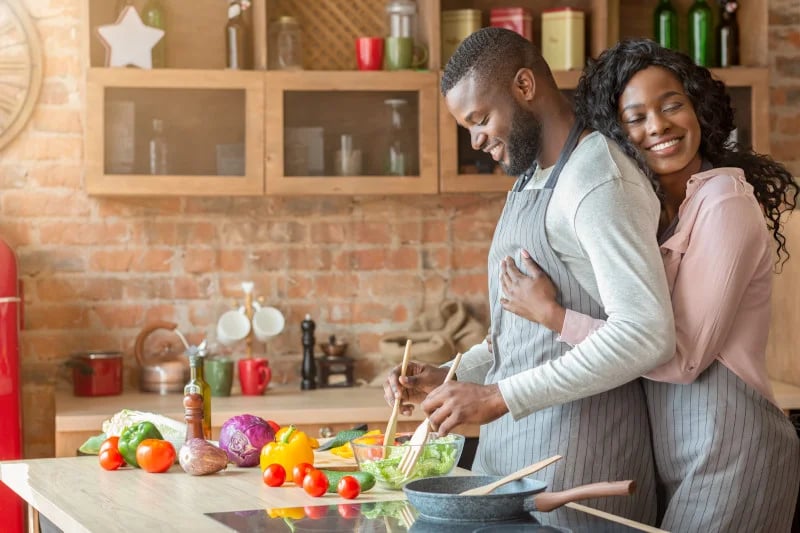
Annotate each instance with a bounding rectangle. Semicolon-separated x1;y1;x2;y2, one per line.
459;454;563;496
383;339;412;447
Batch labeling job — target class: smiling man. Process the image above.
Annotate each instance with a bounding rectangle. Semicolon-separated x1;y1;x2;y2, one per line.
383;28;675;526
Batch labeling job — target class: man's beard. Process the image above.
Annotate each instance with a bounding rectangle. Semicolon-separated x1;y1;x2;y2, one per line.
500;103;542;176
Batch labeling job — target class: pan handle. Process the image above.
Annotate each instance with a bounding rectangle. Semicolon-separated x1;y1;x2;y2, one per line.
526;480;636;513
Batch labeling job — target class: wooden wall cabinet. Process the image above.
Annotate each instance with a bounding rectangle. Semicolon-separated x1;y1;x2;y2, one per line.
265;71;439;195
82;0;771;197
85;68;265;196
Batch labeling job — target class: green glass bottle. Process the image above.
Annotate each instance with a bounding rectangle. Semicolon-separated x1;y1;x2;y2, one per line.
717;1;739;67
142;0;166;68
653;0;678;50
688;0;712;66
185;353;212;440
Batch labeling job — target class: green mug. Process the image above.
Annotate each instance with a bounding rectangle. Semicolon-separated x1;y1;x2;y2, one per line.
385;37;428;70
205;358;234;397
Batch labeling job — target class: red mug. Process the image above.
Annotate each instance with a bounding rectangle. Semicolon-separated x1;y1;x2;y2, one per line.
355;36;384;71
238;358;272;396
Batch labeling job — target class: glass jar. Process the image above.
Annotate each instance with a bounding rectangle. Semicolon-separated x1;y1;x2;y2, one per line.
384;99;413;176
269;16;303;70
386;0;417;38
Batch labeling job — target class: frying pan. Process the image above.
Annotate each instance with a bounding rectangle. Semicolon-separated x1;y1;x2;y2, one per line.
403;475;635;523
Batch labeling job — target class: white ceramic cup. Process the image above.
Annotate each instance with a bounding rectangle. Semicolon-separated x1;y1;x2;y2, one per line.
216;309;251;345
252;306;285;342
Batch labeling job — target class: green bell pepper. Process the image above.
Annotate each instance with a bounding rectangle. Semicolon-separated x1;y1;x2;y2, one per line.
118;421;163;468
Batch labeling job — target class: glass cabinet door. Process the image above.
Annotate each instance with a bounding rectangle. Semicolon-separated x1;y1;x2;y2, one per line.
85;69;264;195
266;71;439;195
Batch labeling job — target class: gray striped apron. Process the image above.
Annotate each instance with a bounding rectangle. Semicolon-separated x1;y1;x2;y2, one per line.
472;122;657;527
646;362;800;532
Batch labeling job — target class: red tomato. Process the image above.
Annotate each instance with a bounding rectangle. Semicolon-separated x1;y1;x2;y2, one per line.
263;463;286;487
99;436;121;456
135;439;176;473
266;420;281;434
292;462;314;487
336;476;360;499
302;469;329;497
338;503;360;519
304;505;328;520
98;448;125;471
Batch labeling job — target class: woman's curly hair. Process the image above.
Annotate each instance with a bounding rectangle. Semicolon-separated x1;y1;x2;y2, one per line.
575;38;798;265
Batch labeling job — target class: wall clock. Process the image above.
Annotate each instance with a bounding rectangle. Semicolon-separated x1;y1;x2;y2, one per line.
0;0;42;151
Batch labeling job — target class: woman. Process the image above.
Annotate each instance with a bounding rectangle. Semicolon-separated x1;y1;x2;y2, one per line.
498;39;800;532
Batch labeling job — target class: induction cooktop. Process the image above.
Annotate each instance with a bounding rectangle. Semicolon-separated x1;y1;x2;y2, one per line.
205;500;646;532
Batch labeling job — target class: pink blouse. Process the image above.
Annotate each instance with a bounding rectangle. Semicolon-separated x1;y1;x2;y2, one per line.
560;167;778;406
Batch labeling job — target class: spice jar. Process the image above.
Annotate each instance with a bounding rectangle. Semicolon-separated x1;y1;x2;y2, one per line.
386;0;417;38
269;16;303;70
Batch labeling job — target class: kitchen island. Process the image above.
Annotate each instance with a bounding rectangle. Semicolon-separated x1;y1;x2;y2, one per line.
1;452;665;533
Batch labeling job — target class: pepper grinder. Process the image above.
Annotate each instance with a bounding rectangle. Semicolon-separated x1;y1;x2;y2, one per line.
301;313;316;390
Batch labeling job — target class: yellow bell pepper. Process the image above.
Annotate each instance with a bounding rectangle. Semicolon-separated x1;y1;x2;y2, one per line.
266;507;305;520
330;429;382;459
260;425;315;482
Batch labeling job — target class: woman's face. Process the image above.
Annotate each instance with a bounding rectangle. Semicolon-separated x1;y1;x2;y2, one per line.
618;66;702;178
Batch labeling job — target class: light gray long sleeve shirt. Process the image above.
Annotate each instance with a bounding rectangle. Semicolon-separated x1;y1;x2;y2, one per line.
456;132;675;419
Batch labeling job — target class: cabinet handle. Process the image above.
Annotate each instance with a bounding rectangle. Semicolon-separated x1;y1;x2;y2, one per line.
319;426;333;438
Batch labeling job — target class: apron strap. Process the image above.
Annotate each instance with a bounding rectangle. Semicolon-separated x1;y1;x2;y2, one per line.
543;120;584;190
512;120;584;192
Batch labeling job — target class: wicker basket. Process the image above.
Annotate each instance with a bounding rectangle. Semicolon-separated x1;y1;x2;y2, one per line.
269;0;387;70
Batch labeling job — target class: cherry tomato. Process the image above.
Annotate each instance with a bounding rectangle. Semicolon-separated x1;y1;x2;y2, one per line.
263;463;286;487
135;439;176;473
98;448;125;471
302;469;329;497
336;476;361;499
99;436;121;456
266;420;281;434
338;503;360;519
292;462;314;487
304;505;328;520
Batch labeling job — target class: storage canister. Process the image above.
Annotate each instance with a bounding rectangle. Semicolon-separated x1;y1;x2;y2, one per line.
541;7;585;70
69;351;123;397
441;9;482;64
490;7;533;41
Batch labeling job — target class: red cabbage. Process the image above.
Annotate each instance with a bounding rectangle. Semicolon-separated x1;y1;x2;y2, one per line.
219;414;275;467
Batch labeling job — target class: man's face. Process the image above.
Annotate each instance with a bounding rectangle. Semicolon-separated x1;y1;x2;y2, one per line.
445;73;542;176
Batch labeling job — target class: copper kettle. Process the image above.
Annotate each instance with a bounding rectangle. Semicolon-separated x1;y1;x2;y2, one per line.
134;320;189;394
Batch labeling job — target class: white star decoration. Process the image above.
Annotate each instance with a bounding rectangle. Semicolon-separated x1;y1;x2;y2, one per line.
97;6;165;69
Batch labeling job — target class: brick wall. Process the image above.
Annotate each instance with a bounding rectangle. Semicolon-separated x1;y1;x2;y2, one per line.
1;0;798;458
769;0;800;175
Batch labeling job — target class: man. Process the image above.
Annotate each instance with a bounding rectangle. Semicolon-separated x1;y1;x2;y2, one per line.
384;28;675;525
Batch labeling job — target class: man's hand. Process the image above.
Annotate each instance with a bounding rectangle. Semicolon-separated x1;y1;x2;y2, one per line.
421;382;508;435
499;250;566;333
383;361;450;416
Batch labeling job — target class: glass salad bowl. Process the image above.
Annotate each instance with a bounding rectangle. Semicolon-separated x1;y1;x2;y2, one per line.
351;432;465;490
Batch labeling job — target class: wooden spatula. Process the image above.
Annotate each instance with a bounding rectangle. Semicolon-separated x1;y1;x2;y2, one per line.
383;339;412;447
398;351;463;478
459;454;563;495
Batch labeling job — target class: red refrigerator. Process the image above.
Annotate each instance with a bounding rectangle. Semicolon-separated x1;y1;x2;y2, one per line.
0;238;23;532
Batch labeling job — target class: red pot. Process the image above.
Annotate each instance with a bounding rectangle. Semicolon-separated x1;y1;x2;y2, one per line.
70;351;123;397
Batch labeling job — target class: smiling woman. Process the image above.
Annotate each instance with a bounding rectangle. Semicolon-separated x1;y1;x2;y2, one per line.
501;38;800;532
0;0;43;151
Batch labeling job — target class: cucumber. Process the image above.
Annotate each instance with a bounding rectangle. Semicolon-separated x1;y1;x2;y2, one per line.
319;469;376;493
317;429;367;451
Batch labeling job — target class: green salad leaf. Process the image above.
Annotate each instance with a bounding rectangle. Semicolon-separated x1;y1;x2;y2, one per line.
358;434;460;489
